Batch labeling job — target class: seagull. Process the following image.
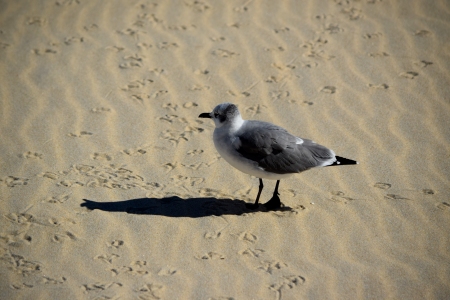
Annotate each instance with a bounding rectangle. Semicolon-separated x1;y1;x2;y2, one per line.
199;103;358;210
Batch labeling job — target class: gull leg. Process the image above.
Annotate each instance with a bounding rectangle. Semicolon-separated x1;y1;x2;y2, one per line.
246;178;263;209
264;180;282;210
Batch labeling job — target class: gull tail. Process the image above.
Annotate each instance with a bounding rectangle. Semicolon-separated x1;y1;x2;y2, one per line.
327;156;359;167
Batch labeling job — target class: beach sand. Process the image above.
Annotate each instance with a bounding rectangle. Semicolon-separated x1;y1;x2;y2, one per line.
1;0;450;299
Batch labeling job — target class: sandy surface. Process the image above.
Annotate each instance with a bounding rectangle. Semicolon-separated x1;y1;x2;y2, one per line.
1;0;450;299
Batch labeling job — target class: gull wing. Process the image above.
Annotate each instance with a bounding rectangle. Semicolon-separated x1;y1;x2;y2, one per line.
234;121;335;174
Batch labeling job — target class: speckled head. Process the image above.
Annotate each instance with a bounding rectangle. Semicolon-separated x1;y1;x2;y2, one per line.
199;103;243;128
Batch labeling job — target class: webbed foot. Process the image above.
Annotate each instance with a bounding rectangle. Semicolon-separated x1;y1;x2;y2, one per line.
263;194;282;210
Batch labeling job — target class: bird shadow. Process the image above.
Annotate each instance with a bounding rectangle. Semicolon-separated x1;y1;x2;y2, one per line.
81;196;294;218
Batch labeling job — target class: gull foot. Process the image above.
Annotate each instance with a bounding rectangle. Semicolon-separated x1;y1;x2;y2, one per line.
263;194;282;210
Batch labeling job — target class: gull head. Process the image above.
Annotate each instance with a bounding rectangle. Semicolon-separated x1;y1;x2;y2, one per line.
199;102;243;129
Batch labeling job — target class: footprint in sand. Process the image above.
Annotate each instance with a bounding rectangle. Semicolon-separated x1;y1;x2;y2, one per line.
122;146;148;156
132;261;147;267
210;36;226;42
197;252;225;260
26;17;46;26
301;61;319;68
264;46;285;52
239;248;265;258
4;213;34;224
274;27;290;34
83;23;98;32
194;69;209;75
437;202;450;211
20;151;43;159
301;101;314;106
315;14;331;20
181;162;204;170
149;68;165;76
157;42;179;50
81;282;122;293
271;62;296;71
150;90;169;99
368;52;389;58
41;276;67;285
190;84;210;91
121;79;154;91
204;231;222;239
363;32;383;39
368;83;389;90
184;1;210;12
400;71;419;79
0;230;32;247
52;231;78;243
341;7;362;20
270;90;290;101
238;232;258;243
166;24;196;31
32;48;57;55
187;149;204;155
10;283;34;290
0;42;11;49
162;102;179;111
119;61;142;69
269;275;306;296
422;189;435;195
57;180;84;187
162;162;177;173
159;129;190;145
56;0;81;6
245;104;267;116
374;182;391;189
265;75;285;83
170;175;205;189
158;266;177;276
330;191;354;203
108;240;124;249
47;217;76;226
158;114;180;123
2;176;29;187
183;101;198;108
324;23;343;34
414;30;431;37
91;107;111;113
91;152;113;161
67;131;93;138
94;254;120;264
3;252;42;276
384;194;409;200
258;261;288;274
320;86;336;94
198;188;234;199
227;90;251;97
106;45;125;52
137;283;165;299
414;60;433;68
270;205;306;217
64;36;84;45
110;265;149;276
212;49;239;58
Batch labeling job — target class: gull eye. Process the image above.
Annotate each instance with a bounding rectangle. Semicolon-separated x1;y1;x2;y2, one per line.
214;112;219;118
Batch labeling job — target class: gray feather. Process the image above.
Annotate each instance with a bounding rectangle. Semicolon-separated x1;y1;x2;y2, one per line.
234;121;335;174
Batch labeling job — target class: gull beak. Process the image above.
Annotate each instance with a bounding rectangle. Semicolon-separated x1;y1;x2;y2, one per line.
198;112;211;118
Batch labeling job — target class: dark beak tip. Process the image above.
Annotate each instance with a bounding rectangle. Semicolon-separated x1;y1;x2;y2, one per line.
198;112;211;118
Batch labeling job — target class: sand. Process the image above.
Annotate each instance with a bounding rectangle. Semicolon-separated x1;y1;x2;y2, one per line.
1;0;450;299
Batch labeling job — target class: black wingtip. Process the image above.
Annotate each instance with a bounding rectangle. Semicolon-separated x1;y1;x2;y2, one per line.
328;156;359;167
